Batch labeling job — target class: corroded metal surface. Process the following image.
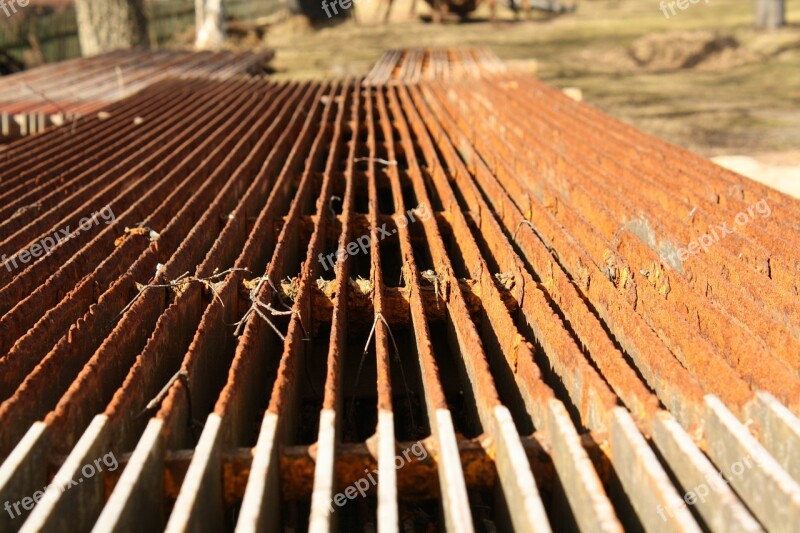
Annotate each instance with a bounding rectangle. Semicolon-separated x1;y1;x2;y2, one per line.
0;49;273;138
0;50;799;532
363;48;505;86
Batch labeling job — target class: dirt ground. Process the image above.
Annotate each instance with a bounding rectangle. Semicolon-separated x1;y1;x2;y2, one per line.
261;0;800;196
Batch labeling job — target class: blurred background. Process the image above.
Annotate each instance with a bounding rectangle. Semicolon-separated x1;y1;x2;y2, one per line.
1;0;798;194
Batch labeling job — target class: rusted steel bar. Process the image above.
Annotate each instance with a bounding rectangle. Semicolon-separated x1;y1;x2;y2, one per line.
18;416;110;532
404;83;660;431
609;408;700;533
0;84;195;208
417;72;800;475
0;80;280;457
499;77;800;301
0;79;260;317
519;75;800;225
433;80;800;412
236;81;354;533
704;396;800;530
415;81;705;431
1;50;800;532
407;80;761;531
0;50;273;138
745;392;800;480
384;84;552;532
118;81;322;452
373;86;474;532
362;84;401;533
304;81;357;533
0;84;278;388
92;436;557;506
364;49;505;86
401;83;615;432
163;82;339;533
151;81;328;452
396;82;628;531
92;419;165;532
467;78;800;352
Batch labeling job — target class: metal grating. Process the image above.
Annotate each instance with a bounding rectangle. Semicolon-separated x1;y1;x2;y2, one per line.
0;65;799;533
0;49;273;139
363;48;506;85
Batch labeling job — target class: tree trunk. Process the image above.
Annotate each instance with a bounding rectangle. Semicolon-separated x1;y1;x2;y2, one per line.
75;0;150;56
755;0;786;29
195;0;225;50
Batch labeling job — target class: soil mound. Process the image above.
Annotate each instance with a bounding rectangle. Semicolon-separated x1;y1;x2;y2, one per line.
629;30;746;71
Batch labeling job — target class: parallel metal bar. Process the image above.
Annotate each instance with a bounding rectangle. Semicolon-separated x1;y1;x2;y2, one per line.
704;396;800;531
385;84;551;532
373;86;474;533
364;84;400;533
398;82;622;530
411;77;764;529
237;79;353;532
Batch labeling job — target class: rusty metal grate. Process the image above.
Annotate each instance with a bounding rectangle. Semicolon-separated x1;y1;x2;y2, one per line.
363;48;506;85
0;49;273;139
0;61;799;533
